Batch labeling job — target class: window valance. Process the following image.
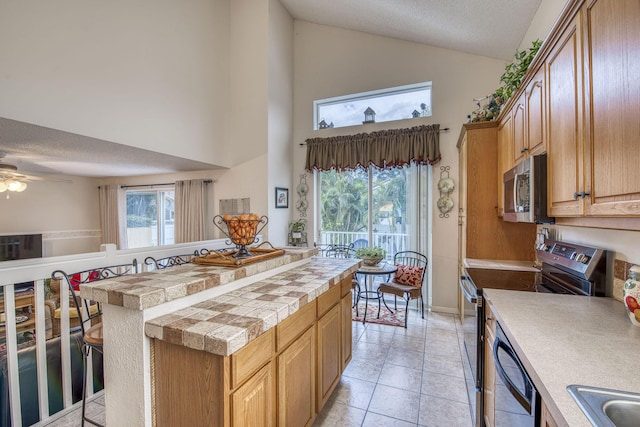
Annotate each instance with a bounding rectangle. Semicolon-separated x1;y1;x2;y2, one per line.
305;124;440;172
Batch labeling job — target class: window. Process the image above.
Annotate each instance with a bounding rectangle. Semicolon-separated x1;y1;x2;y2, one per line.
314;82;432;130
125;189;175;248
317;164;426;258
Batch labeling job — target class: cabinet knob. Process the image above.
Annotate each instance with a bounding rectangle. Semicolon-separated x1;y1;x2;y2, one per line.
520;148;529;154
574;192;581;199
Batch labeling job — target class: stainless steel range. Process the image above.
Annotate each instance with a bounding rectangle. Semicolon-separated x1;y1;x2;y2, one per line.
460;238;608;427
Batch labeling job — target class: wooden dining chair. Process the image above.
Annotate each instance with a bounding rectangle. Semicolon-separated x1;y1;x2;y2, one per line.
377;251;428;328
51;260;138;427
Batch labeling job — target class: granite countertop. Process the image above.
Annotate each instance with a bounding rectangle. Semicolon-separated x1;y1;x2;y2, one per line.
80;247;318;310
145;256;360;356
483;289;640;427
464;258;539;272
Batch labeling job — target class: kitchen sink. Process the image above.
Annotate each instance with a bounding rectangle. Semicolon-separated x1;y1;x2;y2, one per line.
567;385;640;427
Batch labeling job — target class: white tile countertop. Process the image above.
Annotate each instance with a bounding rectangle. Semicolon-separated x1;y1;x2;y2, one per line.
483;289;640;427
464;258;539;271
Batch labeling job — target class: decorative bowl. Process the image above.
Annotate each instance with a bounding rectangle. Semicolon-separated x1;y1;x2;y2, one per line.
361;256;383;266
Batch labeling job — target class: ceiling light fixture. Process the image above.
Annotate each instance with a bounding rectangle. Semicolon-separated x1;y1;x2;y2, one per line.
0;152;28;198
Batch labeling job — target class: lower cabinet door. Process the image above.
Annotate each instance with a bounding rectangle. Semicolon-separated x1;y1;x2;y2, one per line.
278;327;316;427
317;303;341;411
232;361;276;427
341;293;353;369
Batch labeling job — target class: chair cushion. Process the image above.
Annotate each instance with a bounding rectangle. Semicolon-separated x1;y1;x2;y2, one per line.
393;264;423;287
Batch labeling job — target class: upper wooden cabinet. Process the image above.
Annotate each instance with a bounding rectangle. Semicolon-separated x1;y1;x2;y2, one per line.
547;13;584;217
497;113;514;217
525;67;545;157
547;0;640;219
510;66;546;167
512;93;527;164
582;0;640;216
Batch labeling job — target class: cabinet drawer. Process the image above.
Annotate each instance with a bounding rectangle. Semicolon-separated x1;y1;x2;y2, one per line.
317;284;340;317
231;328;275;389
277;300;316;352
340;276;354;298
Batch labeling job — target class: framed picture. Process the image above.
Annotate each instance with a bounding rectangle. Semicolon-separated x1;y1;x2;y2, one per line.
275;187;289;208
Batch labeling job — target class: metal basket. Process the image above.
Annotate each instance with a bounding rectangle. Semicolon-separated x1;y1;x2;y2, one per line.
212;214;268;258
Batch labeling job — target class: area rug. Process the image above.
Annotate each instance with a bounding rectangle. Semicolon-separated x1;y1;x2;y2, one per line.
352;301;405;327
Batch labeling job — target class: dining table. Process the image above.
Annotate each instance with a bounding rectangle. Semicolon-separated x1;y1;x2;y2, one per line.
355;262;397;323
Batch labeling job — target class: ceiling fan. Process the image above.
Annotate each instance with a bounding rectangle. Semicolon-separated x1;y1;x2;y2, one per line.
0;151;67;197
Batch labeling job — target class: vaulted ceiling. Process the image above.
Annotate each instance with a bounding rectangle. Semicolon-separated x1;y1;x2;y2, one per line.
0;0;542;178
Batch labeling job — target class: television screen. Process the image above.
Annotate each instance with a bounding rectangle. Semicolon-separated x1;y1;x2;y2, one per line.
0;234;43;261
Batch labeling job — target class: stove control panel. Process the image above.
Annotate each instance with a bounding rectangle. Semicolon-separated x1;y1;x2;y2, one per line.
537;238;605;279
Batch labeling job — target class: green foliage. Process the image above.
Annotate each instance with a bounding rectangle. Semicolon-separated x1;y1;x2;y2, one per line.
319;168;408;241
498;39;543;101
469;39;542;123
289;219;306;232
355;246;386;259
320;169;368;233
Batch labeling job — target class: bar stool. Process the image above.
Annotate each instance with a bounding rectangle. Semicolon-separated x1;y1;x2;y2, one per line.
51;260;137;427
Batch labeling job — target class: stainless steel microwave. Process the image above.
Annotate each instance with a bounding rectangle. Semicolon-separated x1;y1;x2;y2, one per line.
503;153;554;223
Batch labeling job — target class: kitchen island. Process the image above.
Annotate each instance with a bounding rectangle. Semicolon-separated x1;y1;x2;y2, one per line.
80;247;360;427
483;289;640;426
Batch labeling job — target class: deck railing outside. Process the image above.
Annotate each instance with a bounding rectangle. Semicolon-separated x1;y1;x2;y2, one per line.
318;231;408;260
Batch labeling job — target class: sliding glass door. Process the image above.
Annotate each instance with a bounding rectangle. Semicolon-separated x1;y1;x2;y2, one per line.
317;164;427;259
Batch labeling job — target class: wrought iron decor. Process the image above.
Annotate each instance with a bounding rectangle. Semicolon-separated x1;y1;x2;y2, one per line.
437;166;454;218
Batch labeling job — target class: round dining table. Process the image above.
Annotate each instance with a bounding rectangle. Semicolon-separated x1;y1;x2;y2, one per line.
355;262;397;323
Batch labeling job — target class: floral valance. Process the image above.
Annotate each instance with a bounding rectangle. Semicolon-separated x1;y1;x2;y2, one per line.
305;124;441;172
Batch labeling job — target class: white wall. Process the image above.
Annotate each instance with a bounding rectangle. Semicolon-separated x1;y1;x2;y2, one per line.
0;176;101;255
0;0;230;167
292;21;506;312
267;0;294;246
518;0;571;51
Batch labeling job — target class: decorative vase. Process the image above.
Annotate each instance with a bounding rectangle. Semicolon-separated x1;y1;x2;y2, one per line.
623;265;640;327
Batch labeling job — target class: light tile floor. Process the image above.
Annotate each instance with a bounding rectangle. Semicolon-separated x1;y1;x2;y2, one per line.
45;307;472;427
313;308;473;427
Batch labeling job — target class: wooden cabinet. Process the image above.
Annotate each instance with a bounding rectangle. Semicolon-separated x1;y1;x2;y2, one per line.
547;13;584;217
483;302;496;427
526;67;545;157
540;398;559;427
582;0;640;217
340;289;353;370
232;361;276;427
278;327;315;427
512;93;527;164
497;113;514;217
547;0;640;222
153;277;354;427
0;290;36;341
316;303;341;410
509;66;545;167
457;123;536;262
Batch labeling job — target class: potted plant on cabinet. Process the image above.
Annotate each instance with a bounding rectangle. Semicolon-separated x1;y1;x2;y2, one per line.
355;246;387;266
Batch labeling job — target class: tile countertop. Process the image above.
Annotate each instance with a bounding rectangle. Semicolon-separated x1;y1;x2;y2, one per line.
80;247;318;310
483;289;640;427
145;256;360;356
464;258;539;272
